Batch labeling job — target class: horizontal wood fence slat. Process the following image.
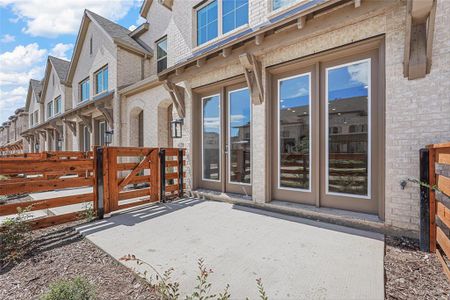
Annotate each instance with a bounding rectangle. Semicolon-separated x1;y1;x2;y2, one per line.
426;141;450;283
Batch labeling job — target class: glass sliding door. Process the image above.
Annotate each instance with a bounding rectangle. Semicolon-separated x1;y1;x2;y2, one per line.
325;59;370;198
228;88;251;185
278;73;311;191
202;94;221;182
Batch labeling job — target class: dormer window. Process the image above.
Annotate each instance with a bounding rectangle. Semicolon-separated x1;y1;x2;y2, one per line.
47;101;53;119
54;96;61;115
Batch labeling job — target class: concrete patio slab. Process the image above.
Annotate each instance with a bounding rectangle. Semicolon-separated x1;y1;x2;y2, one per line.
76;199;384;299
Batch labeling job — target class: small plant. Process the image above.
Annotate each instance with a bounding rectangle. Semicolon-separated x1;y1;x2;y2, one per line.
120;254;269;299
78;202;95;222
0;205;33;266
40;276;96;300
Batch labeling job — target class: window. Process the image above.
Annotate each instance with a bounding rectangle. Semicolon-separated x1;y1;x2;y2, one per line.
98;121;106;145
196;0;248;46
197;1;218;45
47;101;53;119
94;66;108;94
272;0;301;10
202;94;221;181
156;37;168;73
54;96;61;115
90;36;93;55
30;113;33;127
34;110;39;125
222;0;248;34
80;78;90;102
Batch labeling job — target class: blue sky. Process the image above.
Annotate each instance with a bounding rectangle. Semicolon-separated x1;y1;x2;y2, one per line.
0;0;145;122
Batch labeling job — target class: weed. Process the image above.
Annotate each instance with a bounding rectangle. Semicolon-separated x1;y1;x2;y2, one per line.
40;276;96;300
0;205;33;266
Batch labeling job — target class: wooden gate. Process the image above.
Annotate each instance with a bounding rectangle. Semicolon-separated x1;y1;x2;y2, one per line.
98;147;186;214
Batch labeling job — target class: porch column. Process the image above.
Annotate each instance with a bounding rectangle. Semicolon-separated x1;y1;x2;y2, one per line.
251;72;269;204
113;93;121;146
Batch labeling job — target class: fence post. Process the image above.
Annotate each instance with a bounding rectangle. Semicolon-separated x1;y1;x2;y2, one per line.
96;147;104;219
178;149;184;198
160;148;166;203
429;147;437;252
419;148;430;252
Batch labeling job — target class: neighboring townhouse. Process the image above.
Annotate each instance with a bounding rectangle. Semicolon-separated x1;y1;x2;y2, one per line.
117;0;450;237
22;79;43;152
61;10;153;151
0;108;28;153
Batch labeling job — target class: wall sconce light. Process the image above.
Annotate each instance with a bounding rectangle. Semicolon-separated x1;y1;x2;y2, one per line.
105;130;114;146
171;118;184;138
35;143;40;152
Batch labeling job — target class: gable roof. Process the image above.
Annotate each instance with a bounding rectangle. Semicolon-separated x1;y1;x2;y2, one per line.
25;79;43;111
49;56;70;83
66;9;152;84
40;56;71;102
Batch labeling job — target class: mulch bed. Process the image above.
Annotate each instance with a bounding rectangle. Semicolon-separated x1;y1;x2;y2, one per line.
385;236;450;299
0;221;157;300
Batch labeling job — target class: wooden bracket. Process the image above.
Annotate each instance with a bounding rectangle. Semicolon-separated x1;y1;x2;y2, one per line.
239;53;264;105
163;80;186;118
297;16;306;29
95;103;114;128
255;33;264;46
196;57;206;68
77;114;92;133
63;119;77;136
38;130;47;139
48;120;63;136
222;47;232;58
403;0;436;79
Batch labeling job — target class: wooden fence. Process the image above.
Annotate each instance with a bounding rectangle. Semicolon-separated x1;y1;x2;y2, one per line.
422;142;450;281
0;147;186;229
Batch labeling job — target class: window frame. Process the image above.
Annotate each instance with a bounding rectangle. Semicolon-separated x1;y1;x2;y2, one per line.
94;65;108;95
156;36;168;73
47;101;53;119
194;0;249;47
54;96;62;115
79;77;90;103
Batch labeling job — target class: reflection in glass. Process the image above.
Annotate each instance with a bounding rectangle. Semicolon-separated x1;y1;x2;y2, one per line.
202;95;221;181
229;88;251;184
327;60;370;196
279;74;310;190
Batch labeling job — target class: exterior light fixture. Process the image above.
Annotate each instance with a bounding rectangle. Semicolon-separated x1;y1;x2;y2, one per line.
35;143;40;152
105;130;114;146
171;118;184;138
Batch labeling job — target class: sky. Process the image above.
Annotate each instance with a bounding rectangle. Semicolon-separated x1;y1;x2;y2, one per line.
0;0;146;122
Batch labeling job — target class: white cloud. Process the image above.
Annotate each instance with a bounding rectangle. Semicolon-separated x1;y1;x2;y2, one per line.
0;0;139;37
1;34;15;43
50;43;74;60
0;43;46;121
0;87;28;121
128;25;137;31
0;43;47;73
347;62;369;86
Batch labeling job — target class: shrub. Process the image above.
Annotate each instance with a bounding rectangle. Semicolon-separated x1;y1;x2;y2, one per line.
0;206;32;266
40;276;96;300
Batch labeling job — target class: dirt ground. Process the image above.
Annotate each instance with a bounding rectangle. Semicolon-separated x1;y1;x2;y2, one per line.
0;221;157;300
385;236;450;299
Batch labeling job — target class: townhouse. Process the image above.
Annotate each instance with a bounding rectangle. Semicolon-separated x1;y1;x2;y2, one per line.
1;0;447;237
119;0;450;237
0;107;28;154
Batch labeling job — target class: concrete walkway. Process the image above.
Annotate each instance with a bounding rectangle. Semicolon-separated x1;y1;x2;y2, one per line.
76;199;384;299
